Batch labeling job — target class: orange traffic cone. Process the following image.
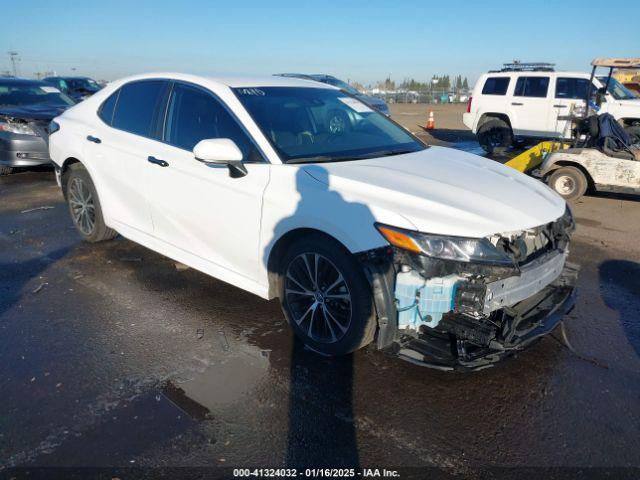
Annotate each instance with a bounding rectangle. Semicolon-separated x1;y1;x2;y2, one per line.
426;111;435;130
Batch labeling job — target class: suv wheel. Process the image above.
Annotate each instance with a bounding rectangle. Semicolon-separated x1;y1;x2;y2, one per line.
278;235;376;356
64;163;117;242
548;166;588;201
477;118;513;154
0;166;13;176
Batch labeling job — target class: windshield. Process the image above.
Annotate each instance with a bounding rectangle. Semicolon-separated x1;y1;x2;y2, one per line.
597;76;637;100
67;78;101;92
0;83;76;108
234;87;424;163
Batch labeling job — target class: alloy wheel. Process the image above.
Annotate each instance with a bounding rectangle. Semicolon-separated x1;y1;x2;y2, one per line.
284;252;352;343
68;177;96;235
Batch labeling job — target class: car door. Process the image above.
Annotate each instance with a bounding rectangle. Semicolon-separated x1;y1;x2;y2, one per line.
508;75;552;137
83;79;169;235
550;77;594;138
145;81;270;283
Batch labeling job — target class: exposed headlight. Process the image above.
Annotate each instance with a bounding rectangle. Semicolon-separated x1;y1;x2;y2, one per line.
375;223;514;265
0;120;37;136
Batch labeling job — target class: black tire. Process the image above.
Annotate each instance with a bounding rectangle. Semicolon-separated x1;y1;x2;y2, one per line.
64;163;117;242
0;166;13;176
477;118;513;154
548;166;588;201
625;125;640;144
278;235;376;356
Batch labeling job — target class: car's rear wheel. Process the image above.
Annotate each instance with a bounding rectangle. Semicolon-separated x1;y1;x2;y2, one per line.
64;163;117;242
548;166;588;201
278;235;376;356
0;166;13;176
477;118;513;154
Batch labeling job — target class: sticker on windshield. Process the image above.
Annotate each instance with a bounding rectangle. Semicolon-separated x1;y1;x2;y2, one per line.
338;97;373;113
237;88;265;96
40;86;60;94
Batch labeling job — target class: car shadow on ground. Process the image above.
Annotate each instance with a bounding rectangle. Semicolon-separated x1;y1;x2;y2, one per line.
598;259;640;357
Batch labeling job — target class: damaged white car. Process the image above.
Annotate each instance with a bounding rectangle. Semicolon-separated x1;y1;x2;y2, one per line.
48;73;577;370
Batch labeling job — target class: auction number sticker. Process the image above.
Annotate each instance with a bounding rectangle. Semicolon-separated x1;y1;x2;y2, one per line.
337;97;372;113
40;86;61;93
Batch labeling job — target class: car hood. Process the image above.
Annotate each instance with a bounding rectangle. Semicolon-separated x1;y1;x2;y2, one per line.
0;104;70;121
301;146;566;238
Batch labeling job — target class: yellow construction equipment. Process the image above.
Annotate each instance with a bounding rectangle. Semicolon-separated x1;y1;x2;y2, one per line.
505;141;569;173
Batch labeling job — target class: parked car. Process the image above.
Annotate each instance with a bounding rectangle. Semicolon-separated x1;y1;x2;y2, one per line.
463;65;640;153
276;73;390;116
0;78;75;175
49;73;576;370
43;76;102;102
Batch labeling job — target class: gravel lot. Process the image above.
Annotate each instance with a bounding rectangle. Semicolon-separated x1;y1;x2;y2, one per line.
1;105;639;478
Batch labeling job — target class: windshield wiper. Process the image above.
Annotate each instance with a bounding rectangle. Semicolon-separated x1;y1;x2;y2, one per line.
287;149;418;164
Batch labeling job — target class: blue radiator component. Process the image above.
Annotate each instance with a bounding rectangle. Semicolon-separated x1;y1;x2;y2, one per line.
395;270;460;329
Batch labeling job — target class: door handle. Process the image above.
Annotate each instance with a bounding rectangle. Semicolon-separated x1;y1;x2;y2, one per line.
147;156;169;167
86;135;101;143
553;104;567;108
511;102;523;106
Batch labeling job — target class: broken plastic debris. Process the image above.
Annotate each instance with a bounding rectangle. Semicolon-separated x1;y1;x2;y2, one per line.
20;206;54;214
32;282;48;294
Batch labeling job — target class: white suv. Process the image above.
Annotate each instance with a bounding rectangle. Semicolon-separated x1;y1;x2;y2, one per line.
48;73;576;370
464;69;640;153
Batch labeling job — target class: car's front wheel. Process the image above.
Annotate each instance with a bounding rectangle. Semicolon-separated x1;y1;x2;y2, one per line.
278;235;377;356
64;163;117;242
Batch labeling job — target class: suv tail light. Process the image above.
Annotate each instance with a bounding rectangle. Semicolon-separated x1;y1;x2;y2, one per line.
466;96;473;113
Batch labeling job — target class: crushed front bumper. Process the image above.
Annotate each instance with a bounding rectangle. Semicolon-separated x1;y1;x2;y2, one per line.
362;248;578;371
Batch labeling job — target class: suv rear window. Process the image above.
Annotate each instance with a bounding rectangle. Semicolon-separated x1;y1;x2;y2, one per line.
481;77;510;95
514;77;549;98
555;77;590;99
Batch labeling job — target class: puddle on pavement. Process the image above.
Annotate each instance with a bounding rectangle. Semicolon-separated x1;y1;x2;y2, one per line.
163;350;270;420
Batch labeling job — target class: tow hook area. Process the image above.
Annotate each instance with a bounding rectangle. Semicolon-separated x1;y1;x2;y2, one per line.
361;246;578;371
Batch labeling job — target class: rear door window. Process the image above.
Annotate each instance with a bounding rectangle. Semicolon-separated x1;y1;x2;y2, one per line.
555;77;590;99
481;77;510;95
514;77;550;98
111;80;168;138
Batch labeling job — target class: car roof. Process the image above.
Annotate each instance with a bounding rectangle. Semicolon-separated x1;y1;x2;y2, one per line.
110;72;337;89
0;77;49;87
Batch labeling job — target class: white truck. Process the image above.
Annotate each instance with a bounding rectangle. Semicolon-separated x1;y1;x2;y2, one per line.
463;63;640;153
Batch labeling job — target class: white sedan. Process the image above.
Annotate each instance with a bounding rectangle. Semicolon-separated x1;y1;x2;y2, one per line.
48;73;577;370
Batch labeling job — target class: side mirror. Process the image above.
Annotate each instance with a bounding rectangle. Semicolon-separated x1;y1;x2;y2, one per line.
193;138;248;178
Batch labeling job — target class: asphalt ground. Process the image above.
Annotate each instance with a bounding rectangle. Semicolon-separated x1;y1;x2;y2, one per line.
1;107;639;479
